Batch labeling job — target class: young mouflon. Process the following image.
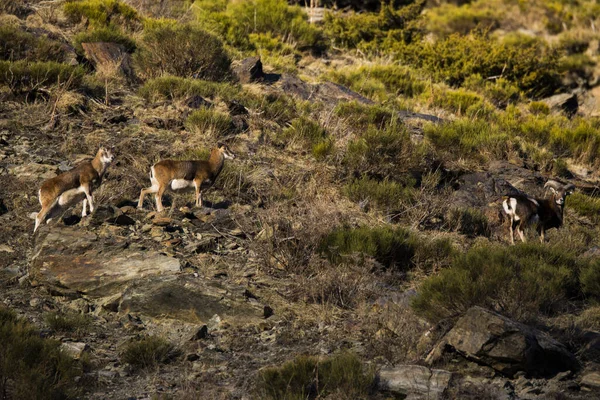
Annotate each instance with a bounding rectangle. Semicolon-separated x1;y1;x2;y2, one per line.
34;147;115;233
502;179;575;244
137;144;235;212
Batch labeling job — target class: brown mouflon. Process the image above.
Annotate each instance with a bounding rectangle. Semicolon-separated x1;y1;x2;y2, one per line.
137;144;235;212
34;147;115;232
502;180;575;244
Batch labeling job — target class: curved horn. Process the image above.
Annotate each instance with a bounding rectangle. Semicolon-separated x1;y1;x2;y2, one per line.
564;183;576;192
544;180;563;190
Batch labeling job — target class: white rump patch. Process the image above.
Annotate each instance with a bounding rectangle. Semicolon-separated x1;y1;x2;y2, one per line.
502;198;520;220
58;187;85;206
171;179;194;191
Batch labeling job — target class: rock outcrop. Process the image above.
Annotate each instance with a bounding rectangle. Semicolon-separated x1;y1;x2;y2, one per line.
30;226;180;297
378;365;453;400
427;307;579;377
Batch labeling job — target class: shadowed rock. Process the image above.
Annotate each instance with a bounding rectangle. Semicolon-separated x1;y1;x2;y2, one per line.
233;56;264;83
378;365;453;399
427;306;579;378
31;226;180;297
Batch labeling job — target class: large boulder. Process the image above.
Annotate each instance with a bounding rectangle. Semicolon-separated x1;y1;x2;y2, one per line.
30;226;180;297
233;56;264;84
118;275;262;324
427;307;579;378
378;365;453;400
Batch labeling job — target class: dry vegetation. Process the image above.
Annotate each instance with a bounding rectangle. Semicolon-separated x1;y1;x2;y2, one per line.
1;0;600;398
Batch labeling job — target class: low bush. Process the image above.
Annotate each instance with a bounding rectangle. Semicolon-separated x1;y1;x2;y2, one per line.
120;335;179;370
138;76;240;103
431;87;483;115
0;25;66;62
424;118;508;160
245;92;298;126
529;101;550;115
412;243;581;323
343;124;416;180
134;23;232;81
322;1;425;50
334;102;395;129
344;176;415;212
312;138;334;160
568;192;600;222
186;108;233;137
279;116;327;150
72;26;136;54
426;2;502;36
557;33;590;55
0;307;80;399
45;311;91;335
324;64;426;101
257;352;375;399
63;0;140;29
403;31;563;98
319;225;418;269
446;207;490;237
194;0;324;52
0;60;85;94
581;260;600;299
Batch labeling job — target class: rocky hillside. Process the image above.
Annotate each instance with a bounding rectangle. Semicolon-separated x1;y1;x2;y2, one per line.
2;0;600;399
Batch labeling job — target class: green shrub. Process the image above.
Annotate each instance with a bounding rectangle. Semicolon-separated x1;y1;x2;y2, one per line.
424;118;508;160
72;27;136;54
483;78;521;109
186;108;233;137
0;307;81;399
334;102;395;129
557;33;590;55
194;0;324;51
138;76;240;102
568;192;600;222
412;243;580;323
403;31;563;98
324;64;426;101
322;1;425;50
312;138;334;160
345;176;415;212
244;92;298;126
0;60;85;94
120;335;178;370
134;23;232;80
45;312;91;335
257;352;375;400
581;260;600;300
529;101;550;115
446;207;490;237
319;225;418;269
426;2;502;36
0;25;66;62
63;0;140;29
343;124;415;180
432;88;483;115
279;116;327;149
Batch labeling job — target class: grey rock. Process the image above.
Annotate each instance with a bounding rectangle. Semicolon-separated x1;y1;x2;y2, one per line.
233;57;263;83
541;92;578;117
60;342;88;359
31;226;180;297
378;364;453;399
427;307;579;378
581;372;600;389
